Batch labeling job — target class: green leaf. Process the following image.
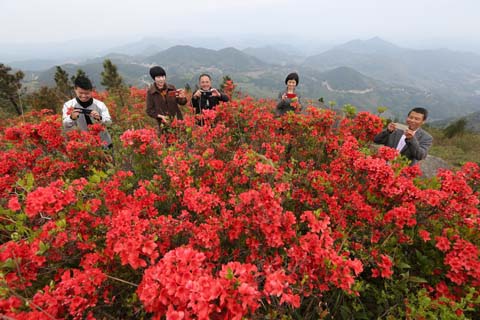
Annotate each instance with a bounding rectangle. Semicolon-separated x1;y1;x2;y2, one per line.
225;267;234;280
89;173;102;184
340;305;351;319
408;276;428;283
17;172;35;192
37;241;50;255
397;262;411;269
1;258;17;270
55;218;66;229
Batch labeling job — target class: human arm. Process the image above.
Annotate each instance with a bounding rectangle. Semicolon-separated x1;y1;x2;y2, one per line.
275;92;293;116
175;88;187;106
405;130;433;161
145;92;158;119
92;100;112;125
211;88;229;102
218;92;229;102
191;92;201;114
373;122;396;144
62;101;80;129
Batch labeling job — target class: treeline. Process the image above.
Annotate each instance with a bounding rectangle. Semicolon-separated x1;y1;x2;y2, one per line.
2;60;480;166
0;59;128;116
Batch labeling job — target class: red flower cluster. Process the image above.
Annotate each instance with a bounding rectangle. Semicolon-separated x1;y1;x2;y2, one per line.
25;179;76;218
1;86;479;318
138;247;260;319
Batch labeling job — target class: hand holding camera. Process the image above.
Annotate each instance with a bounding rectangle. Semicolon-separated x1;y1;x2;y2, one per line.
90;110;101;121
200;89;213;97
387;122;396;133
72;107;101;121
193;90;202;99
74;107;93;115
168;89;186;98
70;107;80;120
211;88;220;97
404;128;415;140
70;107;90;120
176;88;186;99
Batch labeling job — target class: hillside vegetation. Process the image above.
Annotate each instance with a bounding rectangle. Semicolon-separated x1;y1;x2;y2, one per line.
428;126;480;166
16;37;480;120
1;83;480;319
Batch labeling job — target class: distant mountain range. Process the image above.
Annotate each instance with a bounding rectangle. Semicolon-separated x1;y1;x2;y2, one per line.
18;37;480;121
304;37;480;91
430;110;480;133
242;46;305;66
303;37;480;118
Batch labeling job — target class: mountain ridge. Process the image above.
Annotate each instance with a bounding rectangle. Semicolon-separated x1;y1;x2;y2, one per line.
19;39;480;120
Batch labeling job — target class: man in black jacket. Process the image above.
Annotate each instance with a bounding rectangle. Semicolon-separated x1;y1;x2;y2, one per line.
191;74;229;124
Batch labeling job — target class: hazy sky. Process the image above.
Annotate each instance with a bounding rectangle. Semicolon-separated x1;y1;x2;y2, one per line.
1;0;479;50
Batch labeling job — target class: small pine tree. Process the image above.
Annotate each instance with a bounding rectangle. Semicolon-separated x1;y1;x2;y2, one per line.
101;59;128;107
54;66;73;99
24;86;63;114
444;118;467;139
0;63;25;115
101;59;124;91
71;69;87;84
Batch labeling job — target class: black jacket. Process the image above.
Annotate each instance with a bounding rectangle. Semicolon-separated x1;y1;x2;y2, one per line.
275;90;302;116
191;89;229;114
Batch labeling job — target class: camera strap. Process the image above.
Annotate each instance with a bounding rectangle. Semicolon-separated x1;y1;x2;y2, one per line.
75;98;94;125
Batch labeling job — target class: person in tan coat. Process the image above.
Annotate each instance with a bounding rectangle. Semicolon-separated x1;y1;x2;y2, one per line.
146;66;187;132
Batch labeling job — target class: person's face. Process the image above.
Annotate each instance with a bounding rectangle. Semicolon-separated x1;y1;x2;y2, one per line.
75;87;92;102
406;111;425;131
199;76;212;91
286;79;297;91
155;75;166;88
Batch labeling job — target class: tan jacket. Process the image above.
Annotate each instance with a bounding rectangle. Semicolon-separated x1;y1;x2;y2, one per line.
146;83;187;126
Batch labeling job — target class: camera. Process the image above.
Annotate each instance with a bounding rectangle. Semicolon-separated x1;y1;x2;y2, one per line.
74;108;93;115
200;89;212;97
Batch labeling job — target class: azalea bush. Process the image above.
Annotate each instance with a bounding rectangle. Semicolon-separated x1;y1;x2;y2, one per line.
1;87;480;319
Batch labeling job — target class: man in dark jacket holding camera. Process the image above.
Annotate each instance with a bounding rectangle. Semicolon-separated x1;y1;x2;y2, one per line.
191;74;229;117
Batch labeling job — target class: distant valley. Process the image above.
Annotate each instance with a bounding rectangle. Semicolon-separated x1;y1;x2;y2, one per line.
15;37;480;121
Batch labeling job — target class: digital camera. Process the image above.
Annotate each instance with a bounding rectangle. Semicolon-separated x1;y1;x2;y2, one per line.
74;108;93;115
200;89;213;97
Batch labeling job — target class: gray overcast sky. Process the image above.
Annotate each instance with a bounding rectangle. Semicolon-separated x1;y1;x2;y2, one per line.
0;0;479;50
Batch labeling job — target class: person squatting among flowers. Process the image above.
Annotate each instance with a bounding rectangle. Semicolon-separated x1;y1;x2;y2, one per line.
62;76;113;148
